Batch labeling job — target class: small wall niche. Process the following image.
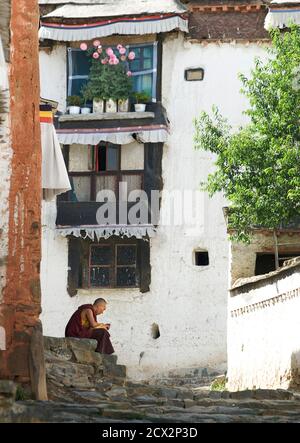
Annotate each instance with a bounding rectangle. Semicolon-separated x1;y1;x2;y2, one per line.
151;323;160;340
194;250;209;266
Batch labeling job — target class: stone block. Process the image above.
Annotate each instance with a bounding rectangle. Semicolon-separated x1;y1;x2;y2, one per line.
105;387;127;399
71;348;103;366
66;338;98;353
176;389;194;400
46;348;73;362
102;409;147;420
46;361;94;389
229;390;253;400
184;399;196;408
103;363;126;379
102;354;118;366
44;336;69;351
0;380;16;407
158;387;178;399
251;389;294;401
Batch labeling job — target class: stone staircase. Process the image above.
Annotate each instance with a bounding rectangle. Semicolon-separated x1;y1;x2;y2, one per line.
44;336;126;396
2;338;300;422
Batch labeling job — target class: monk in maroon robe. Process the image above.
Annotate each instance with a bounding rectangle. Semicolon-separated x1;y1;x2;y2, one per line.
65;298;114;354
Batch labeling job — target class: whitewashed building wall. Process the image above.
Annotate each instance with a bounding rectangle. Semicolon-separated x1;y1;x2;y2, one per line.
40;34;268;380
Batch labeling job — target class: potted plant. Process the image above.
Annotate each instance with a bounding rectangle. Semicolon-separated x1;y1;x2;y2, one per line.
133;91;151;112
67;95;83;114
80;88;92;114
80;41;134;113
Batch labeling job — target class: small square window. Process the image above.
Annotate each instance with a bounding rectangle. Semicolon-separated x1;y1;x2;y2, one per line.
185;68;205;82
195;251;209;266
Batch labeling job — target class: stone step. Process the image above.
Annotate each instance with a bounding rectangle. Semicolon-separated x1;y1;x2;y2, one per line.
43;336;126;394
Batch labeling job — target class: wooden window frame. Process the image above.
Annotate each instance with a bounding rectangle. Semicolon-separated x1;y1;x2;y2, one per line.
68;142;144;202
88;240;139;289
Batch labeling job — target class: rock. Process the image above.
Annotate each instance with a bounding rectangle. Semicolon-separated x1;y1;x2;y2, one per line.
176;388;194;400
103;364;126;379
184;399;196;408
46;361;95;389
209;391;222;399
229;390;252;400
252;390;294;401
158;387;178;399
0;380;16;407
105;387;127;399
101;408;147;420
66;337;98;351
133;395;158;404
71;347;103;366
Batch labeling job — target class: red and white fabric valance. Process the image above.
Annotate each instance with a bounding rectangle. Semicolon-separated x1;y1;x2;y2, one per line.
265;1;300;29
56;224;157;240
39;13;188;41
56;124;168;145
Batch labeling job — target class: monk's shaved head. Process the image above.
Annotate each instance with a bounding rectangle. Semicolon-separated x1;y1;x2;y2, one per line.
94;298;107;306
93;298;107;315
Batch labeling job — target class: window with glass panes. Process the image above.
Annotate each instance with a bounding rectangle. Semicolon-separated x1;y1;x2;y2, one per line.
89;242;138;288
67;42;157;100
67;48;91;97
128;43;157;101
66;143;143;202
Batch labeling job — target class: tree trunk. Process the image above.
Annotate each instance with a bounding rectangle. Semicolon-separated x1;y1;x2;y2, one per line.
273;229;279;270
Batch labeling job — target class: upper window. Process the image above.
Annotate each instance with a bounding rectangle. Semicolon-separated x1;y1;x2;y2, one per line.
67;42;158;101
65;143;143;202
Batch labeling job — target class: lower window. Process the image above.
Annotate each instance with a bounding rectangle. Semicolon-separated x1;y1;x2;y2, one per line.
68;236;151;293
89;242;138;288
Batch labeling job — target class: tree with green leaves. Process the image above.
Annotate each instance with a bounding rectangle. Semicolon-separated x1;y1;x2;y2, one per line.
194;26;300;267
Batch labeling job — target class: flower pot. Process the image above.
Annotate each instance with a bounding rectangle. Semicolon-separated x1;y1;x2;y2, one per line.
106;99;117;113
134;103;146;112
81;107;91;115
93;98;105;113
118;98;129;112
68;106;81;115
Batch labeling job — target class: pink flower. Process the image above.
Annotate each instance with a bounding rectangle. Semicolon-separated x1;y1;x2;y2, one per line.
80;42;88;51
117;44;123;51
108;58;115;65
93;52;100;59
97;48;103;54
113;58;119;65
120;55;126;62
128;51;135;60
93;40;101;47
119;47;126;55
127;71;132;77
106;48;114;56
101;58;108;65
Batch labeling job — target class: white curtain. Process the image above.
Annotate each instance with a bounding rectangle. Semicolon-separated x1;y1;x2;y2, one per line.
41;122;71;201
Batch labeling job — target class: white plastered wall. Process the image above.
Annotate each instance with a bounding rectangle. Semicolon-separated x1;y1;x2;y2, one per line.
40;36;268;380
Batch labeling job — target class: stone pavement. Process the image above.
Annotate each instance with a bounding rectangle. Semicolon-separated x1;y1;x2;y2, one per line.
1;337;300;423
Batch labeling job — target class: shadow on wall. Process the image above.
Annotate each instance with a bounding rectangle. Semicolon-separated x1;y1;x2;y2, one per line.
289;351;300;390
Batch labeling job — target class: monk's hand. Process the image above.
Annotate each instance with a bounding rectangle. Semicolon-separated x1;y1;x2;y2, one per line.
93;323;107;330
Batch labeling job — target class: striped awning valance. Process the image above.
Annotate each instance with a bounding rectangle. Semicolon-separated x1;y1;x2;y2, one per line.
39;13;188;41
265;2;300;29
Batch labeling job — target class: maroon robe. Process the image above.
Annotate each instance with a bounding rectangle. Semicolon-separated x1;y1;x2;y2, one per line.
65;304;114;354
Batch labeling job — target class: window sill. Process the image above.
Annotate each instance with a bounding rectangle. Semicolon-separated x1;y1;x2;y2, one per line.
59;111;155;123
78;287;141;294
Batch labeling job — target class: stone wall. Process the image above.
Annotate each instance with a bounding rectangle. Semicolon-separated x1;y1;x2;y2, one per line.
227;258;300;391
